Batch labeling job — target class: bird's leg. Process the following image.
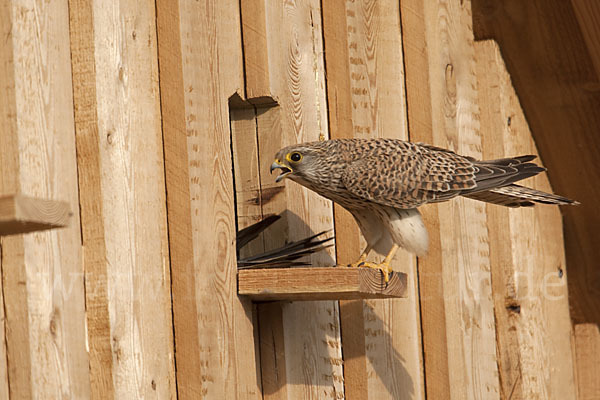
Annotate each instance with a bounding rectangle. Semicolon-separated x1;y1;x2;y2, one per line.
358;244;399;283
347;245;373;268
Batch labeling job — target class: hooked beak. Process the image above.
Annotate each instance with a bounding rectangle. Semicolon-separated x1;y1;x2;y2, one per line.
270;160;292;183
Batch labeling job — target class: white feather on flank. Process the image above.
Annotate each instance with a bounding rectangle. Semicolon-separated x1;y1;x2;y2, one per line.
351;205;429;258
380;207;429;256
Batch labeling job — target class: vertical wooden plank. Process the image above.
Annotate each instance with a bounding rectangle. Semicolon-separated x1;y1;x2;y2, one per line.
255;106;287;248
337;300;368;399
574;324;600;400
0;0;90;398
155;2;201;397
254;104;345;398
566;4;600;396
400;2;451;398
231;108;264;258
471;1;599;330
251;106;295;400
571;0;600;79
322;11;365;400
321;1;353;138
258;1;344;398
230;107;266;398
475;40;521;400
424;1;500;397
156;0;261;398
68;1;114;396
258;302;288;400
240;2;345;394
0;3;16;397
69;0;176;398
476;39;577;399
0;253;7;400
239;1;344;397
240;0;271;100
323;0;424;398
402;1;500;399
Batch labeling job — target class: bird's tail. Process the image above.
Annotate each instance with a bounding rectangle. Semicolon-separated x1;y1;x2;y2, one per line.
237;214;334;268
464;184;579;208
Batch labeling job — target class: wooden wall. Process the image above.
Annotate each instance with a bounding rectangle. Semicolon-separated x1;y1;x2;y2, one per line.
0;0;589;399
471;1;600;397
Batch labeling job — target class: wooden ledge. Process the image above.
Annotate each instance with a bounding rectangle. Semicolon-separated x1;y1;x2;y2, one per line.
238;267;407;301
0;194;71;236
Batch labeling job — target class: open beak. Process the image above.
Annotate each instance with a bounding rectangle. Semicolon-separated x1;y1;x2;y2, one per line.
270;160;292;183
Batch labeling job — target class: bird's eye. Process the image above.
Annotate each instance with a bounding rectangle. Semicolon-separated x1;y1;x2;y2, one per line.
289;152;302;162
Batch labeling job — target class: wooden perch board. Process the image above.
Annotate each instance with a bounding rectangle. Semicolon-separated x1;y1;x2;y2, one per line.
238;267;407;301
0;194;71;235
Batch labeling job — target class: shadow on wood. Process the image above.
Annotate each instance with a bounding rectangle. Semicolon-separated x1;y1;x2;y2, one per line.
255;298;416;398
472;0;600;326
0;194;71;236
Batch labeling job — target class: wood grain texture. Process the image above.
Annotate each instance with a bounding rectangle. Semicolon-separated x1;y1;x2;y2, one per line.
155;2;202;398
0;195;71;235
258;302;288;400
231;108;265;259
471;0;600;327
230;106;268;399
321;1;353;139
403;1;501;398
240;0;271;102
0;1;90;397
322;0;425;398
68;1;114;395
476;39;576;400
231;104;289;400
574;324;600;400
245;1;344;398
70;0;176;398
0;254;7;400
572;0;600;82
400;1;451;398
238;267;407;301
157;0;261;398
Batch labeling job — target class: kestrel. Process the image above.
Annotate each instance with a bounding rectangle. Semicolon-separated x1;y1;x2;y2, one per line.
270;138;577;281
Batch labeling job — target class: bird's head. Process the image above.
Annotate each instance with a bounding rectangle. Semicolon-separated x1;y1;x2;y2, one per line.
270;142;329;183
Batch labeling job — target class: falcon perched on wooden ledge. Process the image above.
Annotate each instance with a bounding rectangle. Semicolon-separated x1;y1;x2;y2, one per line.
270;138;578;282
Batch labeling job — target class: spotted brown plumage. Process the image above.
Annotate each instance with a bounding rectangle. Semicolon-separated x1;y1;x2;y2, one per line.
270;138;578;281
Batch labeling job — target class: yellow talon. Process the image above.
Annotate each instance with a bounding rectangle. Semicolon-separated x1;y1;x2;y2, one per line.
357;261;392;282
348;254;368;269
349;244;400;283
347;245;372;268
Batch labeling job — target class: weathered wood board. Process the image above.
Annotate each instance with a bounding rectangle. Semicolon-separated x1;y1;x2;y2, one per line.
476;39;577;400
402;0;500;398
472;0;600;329
322;0;425;398
574;324;600;400
70;0;177;398
238;267;407;301
0;0;587;398
0;1;90;397
472;4;600;396
0;264;7;400
400;2;451;397
156;0;261;398
237;1;345;398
